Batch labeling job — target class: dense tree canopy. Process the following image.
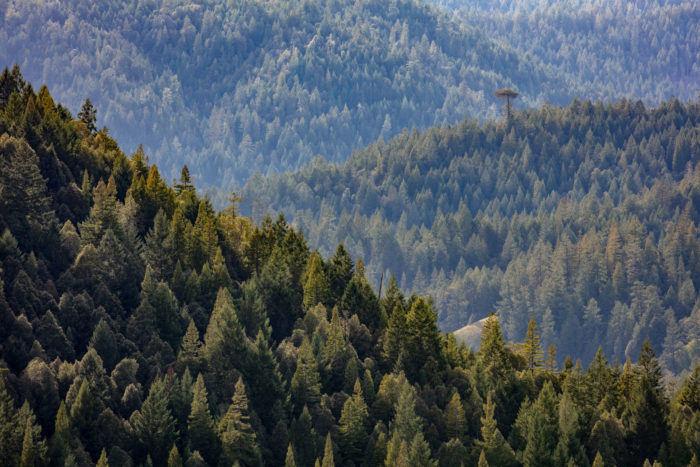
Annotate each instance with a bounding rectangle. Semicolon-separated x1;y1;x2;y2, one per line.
0;68;699;466
243;95;700;372
2;0;697;192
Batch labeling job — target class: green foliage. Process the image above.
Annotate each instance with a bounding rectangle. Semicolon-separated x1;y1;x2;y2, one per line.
478;391;517;466
0;74;699;467
445;391;467;441
291;338;322;413
338;380;369;463
519;381;559;467
285;444;297;467
204;288;248;399
321;433;334;467
96;448;109;467
0;133;55;252
218;377;261;467
303;253;330;311
523;317;544;369
188;374;218;465
290;406;317;467
130;378;178;465
403;297;443;380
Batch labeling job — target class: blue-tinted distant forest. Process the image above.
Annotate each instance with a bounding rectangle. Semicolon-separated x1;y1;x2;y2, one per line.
1;0;697;190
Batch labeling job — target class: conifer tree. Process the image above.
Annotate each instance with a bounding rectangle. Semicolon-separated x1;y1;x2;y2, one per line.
618;356;635;403
408;432;436;467
253;248;299;341
0;134;54;249
177;319;204;375
323;307;348;391
285;444;297;467
96;448;109;467
89;319;118;371
303;252;331;310
383;302;407;364
436;438;468;467
478;450;489;467
167;445;182;467
522;382;559;467
545;344;557;374
290;406;317;467
340;265;382;330
144;209;175;282
204;288;247;399
291;338;322;412
70;378;99;444
19;418;36;467
477;391;517;466
218;377;260;467
328;244;354;305
587;347;615;407
385;381;423;465
338;380;369;463
479;313;511;381
588;410;625;467
174;165;195;196
78;98;97;134
188;374;218;465
404;297;442;378
321;433;335;467
624;340;668;465
130;378;178;465
16;402;47;467
553;391;589;466
211;247;233;292
79;177;121;246
50;401;71;464
445;391;467;441
523;317;544;369
246;330;286;426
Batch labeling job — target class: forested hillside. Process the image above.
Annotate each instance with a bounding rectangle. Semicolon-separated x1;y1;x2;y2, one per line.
3;68;700;467
428;0;699;104
2;0;697;192
242;96;700;374
1;0;560;188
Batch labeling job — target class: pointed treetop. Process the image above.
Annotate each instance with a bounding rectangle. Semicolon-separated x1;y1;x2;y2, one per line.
78;98;97;134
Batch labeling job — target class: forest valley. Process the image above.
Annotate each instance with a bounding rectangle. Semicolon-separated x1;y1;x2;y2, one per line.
0;68;699;466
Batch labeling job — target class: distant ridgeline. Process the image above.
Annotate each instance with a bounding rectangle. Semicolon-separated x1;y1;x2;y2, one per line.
3;0;697;193
2;68;700;466
242;94;700;374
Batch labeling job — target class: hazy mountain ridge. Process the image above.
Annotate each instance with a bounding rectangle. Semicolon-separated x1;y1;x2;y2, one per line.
1;0;563;190
3;0;697;196
429;0;700;104
241;97;700;371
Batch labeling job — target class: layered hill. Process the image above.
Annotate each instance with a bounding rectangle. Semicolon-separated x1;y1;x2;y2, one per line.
2;72;700;466
1;0;561;188
3;0;698;192
241;97;700;371
429;0;700;104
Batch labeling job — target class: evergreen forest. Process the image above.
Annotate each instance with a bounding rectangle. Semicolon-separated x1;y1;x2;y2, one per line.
241;93;700;375
1;0;697;190
1;64;700;466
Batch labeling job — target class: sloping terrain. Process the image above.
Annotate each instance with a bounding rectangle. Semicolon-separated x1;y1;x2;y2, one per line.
1;0;565;188
242;97;700;370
